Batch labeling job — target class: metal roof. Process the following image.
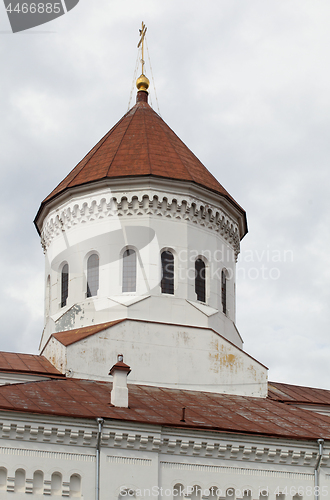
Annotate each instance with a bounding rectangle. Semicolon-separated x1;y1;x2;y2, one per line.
0;378;329;440
0;352;63;377
35;100;247;236
269;381;330;405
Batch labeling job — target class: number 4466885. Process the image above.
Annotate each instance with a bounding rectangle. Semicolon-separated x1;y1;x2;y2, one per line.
6;3;62;14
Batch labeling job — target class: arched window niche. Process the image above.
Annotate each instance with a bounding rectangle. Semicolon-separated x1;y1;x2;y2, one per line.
122;249;137;293
51;472;62;496
69;474;81;497
208;486;221;500
161;250;174;295
226;488;236;500
87;253;99;298
195;258;206;303
0;468;7;491
259;489;269;500
14;469;25;493
190;485;202;500
119;488;136;500
61;263;69;308
33;471;44;495
173;483;185;500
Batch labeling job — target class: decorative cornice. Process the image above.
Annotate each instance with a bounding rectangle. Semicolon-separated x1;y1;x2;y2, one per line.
0;446;95;462
0;418;328;469
160;461;314;479
40;190;241;257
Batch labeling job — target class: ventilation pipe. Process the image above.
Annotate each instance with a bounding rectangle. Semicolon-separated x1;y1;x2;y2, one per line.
109;354;131;408
314;438;324;500
95;418;104;500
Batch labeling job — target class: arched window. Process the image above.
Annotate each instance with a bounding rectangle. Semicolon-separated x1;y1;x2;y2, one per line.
161;251;174;294
195;259;206;302
61;264;69;308
14;469;25;493
122;249;136;293
0;468;7;491
51;472;62;496
191;486;202;500
33;471;43;495
119;490;136;500
226;489;236;500
87;254;99;297
208;487;220;500
173;484;184;500
221;269;227;314
69;474;81;497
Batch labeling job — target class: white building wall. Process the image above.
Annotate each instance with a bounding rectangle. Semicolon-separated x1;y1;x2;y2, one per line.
43;320;267;397
0;414;328;500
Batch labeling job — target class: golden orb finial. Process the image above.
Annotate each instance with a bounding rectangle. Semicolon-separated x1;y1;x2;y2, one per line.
136;74;150;93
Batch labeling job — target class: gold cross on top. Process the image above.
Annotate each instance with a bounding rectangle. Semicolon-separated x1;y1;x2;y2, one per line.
137;22;147;75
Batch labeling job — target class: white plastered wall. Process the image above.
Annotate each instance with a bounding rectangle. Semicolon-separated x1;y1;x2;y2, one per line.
43;319;267;397
0;415;327;500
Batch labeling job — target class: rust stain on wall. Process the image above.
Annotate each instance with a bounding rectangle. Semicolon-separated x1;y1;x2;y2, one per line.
209;336;244;374
247;365;257;380
176;331;191;347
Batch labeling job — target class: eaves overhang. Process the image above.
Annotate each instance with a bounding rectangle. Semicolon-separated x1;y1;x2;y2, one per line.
34;175;248;239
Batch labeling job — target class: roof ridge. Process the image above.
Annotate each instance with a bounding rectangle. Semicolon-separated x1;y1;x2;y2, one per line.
149;109;192;179
154;110;218;184
68;107;136;189
105;104;140;178
142;104;152;174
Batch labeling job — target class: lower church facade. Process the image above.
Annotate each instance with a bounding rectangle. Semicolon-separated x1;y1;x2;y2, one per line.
0;383;329;499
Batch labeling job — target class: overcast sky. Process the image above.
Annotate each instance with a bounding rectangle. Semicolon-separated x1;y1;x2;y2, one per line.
0;0;329;390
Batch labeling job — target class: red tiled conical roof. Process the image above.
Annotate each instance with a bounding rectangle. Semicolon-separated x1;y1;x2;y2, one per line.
36;99;246;233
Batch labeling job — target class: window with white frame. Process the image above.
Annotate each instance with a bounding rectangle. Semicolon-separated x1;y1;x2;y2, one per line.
87;254;99;297
61;264;69;308
195;258;206;302
122;249;136;292
161;250;174;294
221;269;227;314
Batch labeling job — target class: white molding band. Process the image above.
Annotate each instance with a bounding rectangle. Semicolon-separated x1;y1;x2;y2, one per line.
0;419;328;468
40;191;241;257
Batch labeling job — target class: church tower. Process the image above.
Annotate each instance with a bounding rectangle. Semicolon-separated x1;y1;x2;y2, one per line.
34;28;267;397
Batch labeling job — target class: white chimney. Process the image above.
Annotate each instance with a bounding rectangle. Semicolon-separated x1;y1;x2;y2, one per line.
109;354;131;408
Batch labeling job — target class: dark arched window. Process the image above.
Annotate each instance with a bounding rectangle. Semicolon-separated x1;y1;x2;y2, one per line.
221;269;227;314
61;264;69;308
161;251;174;294
195;259;206;302
122;249;136;292
87;254;99;297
